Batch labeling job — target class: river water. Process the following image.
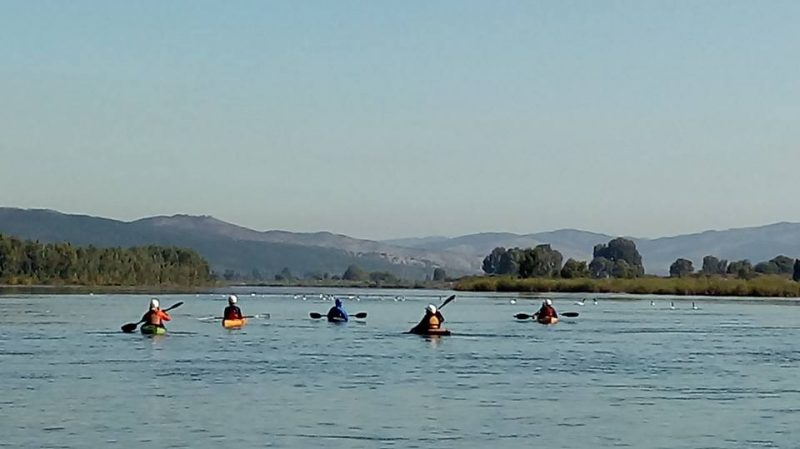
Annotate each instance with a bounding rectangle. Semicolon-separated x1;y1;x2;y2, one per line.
1;288;799;448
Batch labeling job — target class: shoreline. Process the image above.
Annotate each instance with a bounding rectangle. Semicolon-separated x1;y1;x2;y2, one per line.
454;275;800;298
0;280;453;295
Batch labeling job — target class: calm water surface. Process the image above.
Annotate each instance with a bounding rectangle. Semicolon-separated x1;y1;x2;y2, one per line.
1;288;799;448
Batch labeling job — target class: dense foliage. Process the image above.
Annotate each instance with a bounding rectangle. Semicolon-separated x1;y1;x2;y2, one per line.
0;234;212;286
472;237;800;294
560;258;590;278
481;245;563;278
701;256;728;275
669;258;694;277
589;238;645;278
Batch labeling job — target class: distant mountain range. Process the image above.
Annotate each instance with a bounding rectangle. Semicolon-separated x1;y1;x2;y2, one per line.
0;208;473;280
1;207;799;277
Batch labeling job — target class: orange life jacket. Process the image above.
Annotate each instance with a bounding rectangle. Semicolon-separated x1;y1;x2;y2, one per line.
146;308;171;326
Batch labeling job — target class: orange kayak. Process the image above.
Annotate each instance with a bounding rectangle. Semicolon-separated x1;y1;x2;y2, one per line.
222;318;247;329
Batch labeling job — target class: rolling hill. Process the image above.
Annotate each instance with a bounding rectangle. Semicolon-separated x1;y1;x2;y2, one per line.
0;208;472;280
2;207;799;277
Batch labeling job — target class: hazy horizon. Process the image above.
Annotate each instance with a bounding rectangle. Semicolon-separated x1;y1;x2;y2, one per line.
2;2;799;240
3;204;797;243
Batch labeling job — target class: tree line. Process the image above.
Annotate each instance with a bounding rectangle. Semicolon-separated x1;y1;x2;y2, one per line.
482;238;646;279
669;255;800;281
235;264;448;285
482;237;800;282
0;234;212;286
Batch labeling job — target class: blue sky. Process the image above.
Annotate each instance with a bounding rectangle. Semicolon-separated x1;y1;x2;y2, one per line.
1;1;798;239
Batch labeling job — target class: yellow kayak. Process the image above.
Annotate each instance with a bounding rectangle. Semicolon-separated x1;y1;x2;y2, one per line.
222;318;247;329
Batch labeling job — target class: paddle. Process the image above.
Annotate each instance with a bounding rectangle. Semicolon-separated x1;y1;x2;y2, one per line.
514;311;579;320
216;314;270;320
437;294;456;310
121;301;184;333
309;312;368;320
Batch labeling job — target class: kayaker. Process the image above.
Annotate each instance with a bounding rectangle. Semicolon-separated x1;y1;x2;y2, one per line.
410;304;445;333
535;299;558;322
141;298;171;329
224;295;243;320
327;298;349;322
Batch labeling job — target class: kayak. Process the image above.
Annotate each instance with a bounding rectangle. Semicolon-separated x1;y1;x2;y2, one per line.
328;316;348;323
222;318;247;329
141;324;167;335
410;328;451;336
537;316;559;325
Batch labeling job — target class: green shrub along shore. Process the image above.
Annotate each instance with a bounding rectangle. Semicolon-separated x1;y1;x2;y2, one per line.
455;275;800;297
0;234;213;287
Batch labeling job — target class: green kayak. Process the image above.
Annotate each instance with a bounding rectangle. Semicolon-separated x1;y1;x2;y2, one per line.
140;324;167;335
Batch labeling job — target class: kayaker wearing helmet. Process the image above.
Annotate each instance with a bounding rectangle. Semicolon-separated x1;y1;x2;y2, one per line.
535;299;558;324
141;298;171;329
326;298;349;322
223;295;243;320
410;304;445;334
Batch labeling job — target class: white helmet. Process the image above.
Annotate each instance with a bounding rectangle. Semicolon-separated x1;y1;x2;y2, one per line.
228;294;238;305
426;304;437;314
149;298;160;309
545;299;553;306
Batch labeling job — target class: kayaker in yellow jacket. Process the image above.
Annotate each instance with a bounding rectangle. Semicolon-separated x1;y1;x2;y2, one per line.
410;304;445;333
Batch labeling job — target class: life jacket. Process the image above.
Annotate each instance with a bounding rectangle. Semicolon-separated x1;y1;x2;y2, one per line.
538;305;556;319
428;314;441;329
224;306;242;320
146;308;171;326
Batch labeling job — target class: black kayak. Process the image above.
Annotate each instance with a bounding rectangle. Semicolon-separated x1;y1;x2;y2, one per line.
409;328;451;336
328;316;348;323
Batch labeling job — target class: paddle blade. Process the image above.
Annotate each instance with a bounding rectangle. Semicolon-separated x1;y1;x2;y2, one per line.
514;313;533;320
561;312;580;318
309;312;324;319
121;322;139;333
352;312;368;319
438;295;456;309
165;301;184;311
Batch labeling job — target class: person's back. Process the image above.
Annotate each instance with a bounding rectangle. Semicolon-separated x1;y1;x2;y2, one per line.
224;305;242;320
327;298;348;322
224;295;242;319
536;299;558;322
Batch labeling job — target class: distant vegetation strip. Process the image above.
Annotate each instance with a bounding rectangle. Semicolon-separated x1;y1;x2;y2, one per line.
0;234;213;286
455;275;800;297
239;279;451;289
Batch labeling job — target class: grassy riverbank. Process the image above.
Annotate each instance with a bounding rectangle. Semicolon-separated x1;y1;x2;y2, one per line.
235;279;452;290
454;275;800;297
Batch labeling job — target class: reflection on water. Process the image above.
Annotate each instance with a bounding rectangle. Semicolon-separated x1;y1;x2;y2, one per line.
1;289;799;448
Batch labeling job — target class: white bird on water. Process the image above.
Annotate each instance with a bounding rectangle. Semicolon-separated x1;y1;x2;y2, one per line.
670;301;676;310
692;302;699;310
592;298;598;305
509;299;517;305
575;299;585;306
650;300;655;306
